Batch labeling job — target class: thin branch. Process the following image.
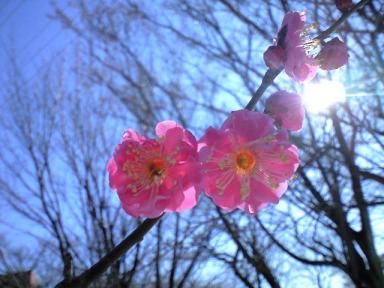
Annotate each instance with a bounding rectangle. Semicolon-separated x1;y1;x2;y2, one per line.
55;216;162;288
314;0;372;42
245;68;282;111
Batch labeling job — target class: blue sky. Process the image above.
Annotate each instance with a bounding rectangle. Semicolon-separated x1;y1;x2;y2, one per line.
0;0;74;83
0;2;382;287
0;0;76;254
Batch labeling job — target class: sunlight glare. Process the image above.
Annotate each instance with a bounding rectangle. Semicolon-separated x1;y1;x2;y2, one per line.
303;80;346;113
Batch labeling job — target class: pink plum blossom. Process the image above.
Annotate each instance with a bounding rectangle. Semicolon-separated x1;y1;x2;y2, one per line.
199;110;300;214
108;121;201;218
284;46;318;82
264;12;318;83
265;91;305;132
263;46;285;69
316;37;349;70
280;12;318;82
335;0;353;11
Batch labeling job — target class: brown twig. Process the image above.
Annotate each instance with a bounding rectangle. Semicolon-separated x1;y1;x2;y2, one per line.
314;0;371;42
245;68;282;111
55;215;162;288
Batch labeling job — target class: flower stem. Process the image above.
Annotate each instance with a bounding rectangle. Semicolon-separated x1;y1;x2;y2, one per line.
245;68;282;111
314;0;371;42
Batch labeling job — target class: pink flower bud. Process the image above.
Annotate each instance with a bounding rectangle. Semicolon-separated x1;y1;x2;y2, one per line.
263;46;285;69
317;37;349;70
335;0;353;11
266;91;305;132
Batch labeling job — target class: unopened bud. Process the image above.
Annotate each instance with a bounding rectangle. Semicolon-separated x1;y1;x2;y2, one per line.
316;37;348;70
335;0;353;12
263;46;285;69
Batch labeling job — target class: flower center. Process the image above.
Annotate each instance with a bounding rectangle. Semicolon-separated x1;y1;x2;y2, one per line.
235;151;256;172
300;23;321;55
147;158;166;183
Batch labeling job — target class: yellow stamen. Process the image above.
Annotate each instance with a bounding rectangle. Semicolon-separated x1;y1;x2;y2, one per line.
147;158;166;183
236;150;256;173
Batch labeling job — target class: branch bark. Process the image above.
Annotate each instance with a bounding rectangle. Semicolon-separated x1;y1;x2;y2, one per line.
55;216;162;288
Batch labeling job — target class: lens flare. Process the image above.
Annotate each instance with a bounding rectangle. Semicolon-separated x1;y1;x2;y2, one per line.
303;80;346;113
